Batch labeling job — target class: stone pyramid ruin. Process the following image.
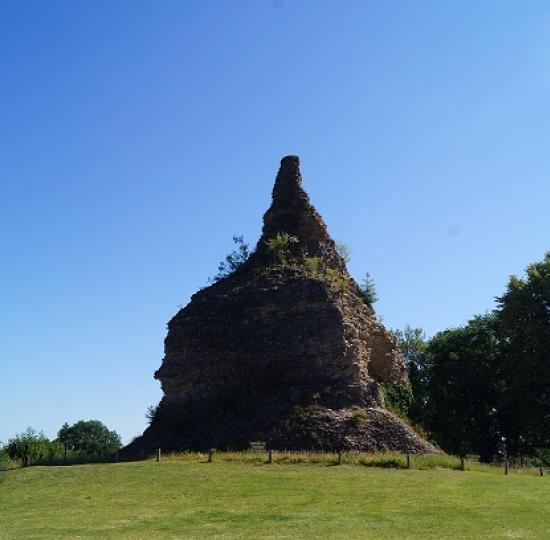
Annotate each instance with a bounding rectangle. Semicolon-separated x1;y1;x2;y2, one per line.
124;156;435;455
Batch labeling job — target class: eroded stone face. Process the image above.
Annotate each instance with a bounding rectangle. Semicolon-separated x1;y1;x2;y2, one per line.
124;156;435;456
157;278;353;406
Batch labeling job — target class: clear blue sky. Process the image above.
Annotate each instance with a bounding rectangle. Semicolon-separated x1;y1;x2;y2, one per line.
2;0;550;444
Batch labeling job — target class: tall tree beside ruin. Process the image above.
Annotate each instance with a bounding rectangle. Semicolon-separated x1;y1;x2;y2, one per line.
422;315;502;461
496;253;550;457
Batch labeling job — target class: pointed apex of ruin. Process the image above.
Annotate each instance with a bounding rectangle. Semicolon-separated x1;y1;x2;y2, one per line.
272;155;304;205
280;154;300;167
256;155;338;262
279;155;301;174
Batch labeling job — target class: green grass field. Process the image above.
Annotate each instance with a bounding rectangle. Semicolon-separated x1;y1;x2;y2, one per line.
1;455;549;539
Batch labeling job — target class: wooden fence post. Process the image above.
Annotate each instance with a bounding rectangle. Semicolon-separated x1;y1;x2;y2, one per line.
539;466;544;477
406;454;411;469
337;451;342;465
268;449;273;464
208;449;214;463
460;456;465;471
156;448;161;463
504;458;509;475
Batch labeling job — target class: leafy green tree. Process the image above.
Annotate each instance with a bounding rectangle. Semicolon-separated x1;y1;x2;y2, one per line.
214;235;250;281
392;326;427;370
360;272;378;304
5;428;62;465
57;420;121;457
423;316;502;461
381;383;414;418
390;253;550;461
391;326;429;425
496;252;550;458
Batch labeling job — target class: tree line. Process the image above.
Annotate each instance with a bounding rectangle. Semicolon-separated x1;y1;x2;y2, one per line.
1;420;121;468
392;252;550;463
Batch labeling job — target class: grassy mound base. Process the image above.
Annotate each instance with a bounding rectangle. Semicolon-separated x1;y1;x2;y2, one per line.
1;457;548;539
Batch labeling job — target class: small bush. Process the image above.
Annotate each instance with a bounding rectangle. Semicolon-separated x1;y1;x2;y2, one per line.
349;408;368;428
335;241;351;264
152;401;190;430
214;235;250;281
303;256;322;278
146;405;159;425
292;403;324;421
325;267;349;294
265;232;299;266
5;428;62;465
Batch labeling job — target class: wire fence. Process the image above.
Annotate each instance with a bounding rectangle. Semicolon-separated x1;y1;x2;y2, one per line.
4;446;549;477
146;448;549;477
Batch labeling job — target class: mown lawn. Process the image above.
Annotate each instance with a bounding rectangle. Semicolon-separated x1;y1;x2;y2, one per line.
1;458;549;539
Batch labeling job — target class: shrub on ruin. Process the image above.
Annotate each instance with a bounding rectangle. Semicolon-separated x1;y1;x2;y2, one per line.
214;235;250;281
145;404;159;424
360;272;378;304
349;407;368;427
147;401;189;431
325;267;349;294
302;256;322;278
291;402;324;421
335;241;351;264
265;232;299;266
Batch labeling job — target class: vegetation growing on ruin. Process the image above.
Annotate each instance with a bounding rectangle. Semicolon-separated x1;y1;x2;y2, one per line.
265;231;299;266
212;232;368;298
349;406;368;427
291;402;325;421
359;272;378;303
262;233;352;294
146;401;189;431
213;235;250;281
335;240;351;264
